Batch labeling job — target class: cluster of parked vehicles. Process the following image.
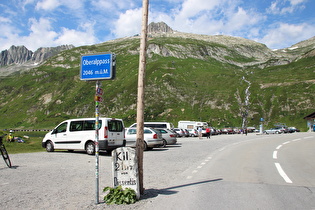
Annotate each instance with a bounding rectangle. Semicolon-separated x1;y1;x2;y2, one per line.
42;119;179;154
264;127;300;134
41;118;300;155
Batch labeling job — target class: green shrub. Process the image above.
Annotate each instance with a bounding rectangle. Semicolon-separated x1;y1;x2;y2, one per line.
103;185;137;205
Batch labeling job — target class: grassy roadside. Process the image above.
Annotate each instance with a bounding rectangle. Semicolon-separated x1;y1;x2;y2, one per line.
0;131;46;154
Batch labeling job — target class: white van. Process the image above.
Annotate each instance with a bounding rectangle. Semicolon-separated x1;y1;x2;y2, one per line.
42;118;125;155
130;122;174;130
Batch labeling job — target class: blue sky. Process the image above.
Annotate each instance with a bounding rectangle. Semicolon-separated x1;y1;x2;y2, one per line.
0;0;314;52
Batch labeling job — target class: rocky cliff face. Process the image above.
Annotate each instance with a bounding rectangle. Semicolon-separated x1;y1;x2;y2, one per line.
0;45;74;67
0;45;33;66
32;45;74;64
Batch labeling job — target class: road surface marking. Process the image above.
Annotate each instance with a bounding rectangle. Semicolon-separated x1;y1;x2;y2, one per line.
273;151;278;159
292;138;301;142
276;145;282;150
303;136;313;139
275;163;292;183
283;141;290;145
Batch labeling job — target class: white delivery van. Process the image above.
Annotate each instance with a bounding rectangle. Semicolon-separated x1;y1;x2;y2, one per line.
42;118;125;155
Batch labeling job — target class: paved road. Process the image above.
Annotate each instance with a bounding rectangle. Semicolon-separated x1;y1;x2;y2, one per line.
142;132;315;210
1;132;314;209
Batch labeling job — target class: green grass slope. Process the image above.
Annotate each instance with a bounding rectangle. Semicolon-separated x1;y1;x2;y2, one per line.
0;36;314;131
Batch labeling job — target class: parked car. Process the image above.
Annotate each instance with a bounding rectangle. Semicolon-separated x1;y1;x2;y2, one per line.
173;128;185;137
183;129;190;137
264;128;283;134
155;128;177;147
125;127;163;150
188;129;198;137
221;128;235;134
288;127;300;133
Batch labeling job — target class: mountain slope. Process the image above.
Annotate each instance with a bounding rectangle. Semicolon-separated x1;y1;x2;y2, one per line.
0;33;314;130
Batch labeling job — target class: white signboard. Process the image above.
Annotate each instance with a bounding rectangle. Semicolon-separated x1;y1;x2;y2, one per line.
112;147;140;199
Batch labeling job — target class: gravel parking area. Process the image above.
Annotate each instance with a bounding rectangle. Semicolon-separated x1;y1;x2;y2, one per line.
0;134;263;209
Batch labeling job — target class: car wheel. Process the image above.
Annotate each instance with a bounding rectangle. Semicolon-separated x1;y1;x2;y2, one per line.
86;142;95;155
143;141;148;151
161;139;167;148
46;141;54;152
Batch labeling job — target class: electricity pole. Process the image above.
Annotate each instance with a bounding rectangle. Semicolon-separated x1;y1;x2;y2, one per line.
136;0;149;195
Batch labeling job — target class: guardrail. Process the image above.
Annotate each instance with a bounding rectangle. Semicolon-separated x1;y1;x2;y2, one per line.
3;129;53;132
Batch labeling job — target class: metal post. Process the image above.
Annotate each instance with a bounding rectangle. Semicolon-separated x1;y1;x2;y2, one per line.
95;80;100;204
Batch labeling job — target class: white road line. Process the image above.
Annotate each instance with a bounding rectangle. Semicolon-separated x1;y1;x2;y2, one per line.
276;145;282;150
275;163;292;184
292;138;301;142
192;170;198;174
197;165;203;169
304;136;313;139
283;141;290;145
273;151;278;159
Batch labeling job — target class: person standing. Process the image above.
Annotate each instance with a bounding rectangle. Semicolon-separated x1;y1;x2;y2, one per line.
206;127;211;139
198;127;203;139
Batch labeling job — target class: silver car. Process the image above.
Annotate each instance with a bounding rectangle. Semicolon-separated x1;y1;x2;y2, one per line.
264;128;283;134
125;127;163;150
156;128;177;147
188;129;198;137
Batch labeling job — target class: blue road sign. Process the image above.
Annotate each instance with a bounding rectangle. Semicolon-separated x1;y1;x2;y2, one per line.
80;53;115;80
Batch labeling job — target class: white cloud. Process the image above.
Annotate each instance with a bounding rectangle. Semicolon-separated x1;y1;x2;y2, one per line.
91;0;138;12
267;0;306;15
0;17;98;51
24;18;59;50
224;7;264;34
0;16;11;23
179;0;222;18
36;0;61;11
55;22;98;46
149;0;265;38
258;22;315;49
112;8;142;38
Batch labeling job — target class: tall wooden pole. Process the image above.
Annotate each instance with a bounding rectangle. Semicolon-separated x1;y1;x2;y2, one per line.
136;0;149;195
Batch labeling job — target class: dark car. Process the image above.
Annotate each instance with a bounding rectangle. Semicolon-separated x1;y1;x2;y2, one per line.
288;127;300;133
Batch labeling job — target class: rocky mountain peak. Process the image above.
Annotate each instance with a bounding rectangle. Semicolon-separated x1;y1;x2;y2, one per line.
0;44;75;67
148;22;174;34
0;45;33;66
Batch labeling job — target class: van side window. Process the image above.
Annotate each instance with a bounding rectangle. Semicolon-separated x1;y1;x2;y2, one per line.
108;120;124;132
56;122;67;133
70;121;83;132
83;120;95;130
82;120;102;130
